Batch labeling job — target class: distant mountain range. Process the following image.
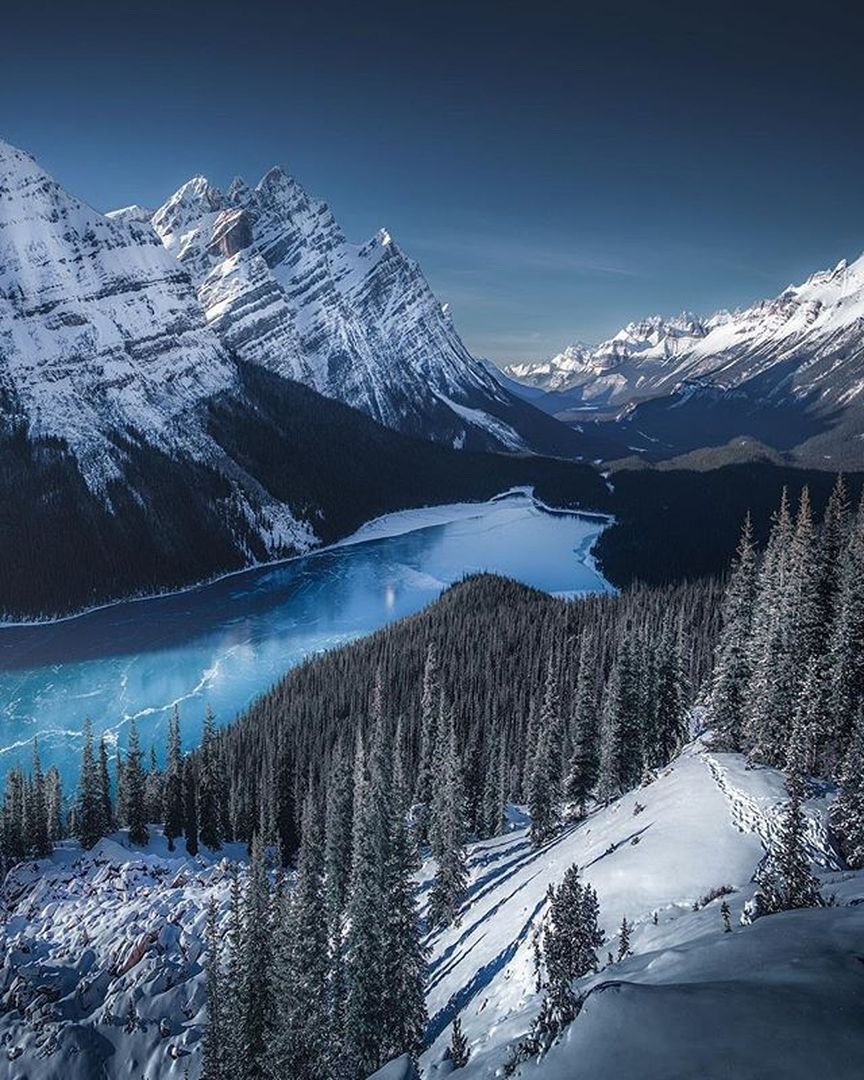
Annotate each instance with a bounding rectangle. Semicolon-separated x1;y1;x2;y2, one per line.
0;138;595;617
501;257;864;464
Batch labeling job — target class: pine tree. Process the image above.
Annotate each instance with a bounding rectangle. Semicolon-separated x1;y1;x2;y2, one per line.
199;706;224;852
528;656;564;846
277;790;331;1080
479;726;506;839
223;868;248;1078
344;721;389;1078
710;514;758;750
97;734;113;837
832;708;864;868
184;761;199;857
28;739;50;857
201;898;225;1080
428;706;468;927
76;718;104;850
145;744;163;825
45;765;64;842
415;642;440;827
564;634;600;818
531;863;604;1053
720;900;732;932
827;493;864;765
754;789;822;915
649;618;688;768
448;1015;469;1069
381;718;427;1064
745;489;798;765
616;916;632;961
163;706;184;850
125;718;149;846
816;474;850;638
597;635;642;801
324;738;354;930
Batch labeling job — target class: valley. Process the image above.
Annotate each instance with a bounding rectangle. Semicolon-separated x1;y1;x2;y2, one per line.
0;493;611;783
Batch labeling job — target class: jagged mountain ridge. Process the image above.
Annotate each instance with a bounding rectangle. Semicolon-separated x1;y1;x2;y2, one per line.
148;165;581;456
501;260;864;461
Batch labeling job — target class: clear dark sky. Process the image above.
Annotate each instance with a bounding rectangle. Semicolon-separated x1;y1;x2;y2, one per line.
3;1;863;362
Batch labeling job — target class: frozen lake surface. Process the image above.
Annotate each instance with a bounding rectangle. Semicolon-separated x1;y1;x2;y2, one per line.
0;492;611;781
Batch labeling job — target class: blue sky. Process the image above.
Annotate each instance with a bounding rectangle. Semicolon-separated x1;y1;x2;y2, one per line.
3;1;862;362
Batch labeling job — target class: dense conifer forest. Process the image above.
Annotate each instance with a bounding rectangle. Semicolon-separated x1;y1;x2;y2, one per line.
3;478;864;1079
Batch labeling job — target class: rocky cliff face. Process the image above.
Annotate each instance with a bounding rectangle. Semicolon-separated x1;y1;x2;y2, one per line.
150;165;573;453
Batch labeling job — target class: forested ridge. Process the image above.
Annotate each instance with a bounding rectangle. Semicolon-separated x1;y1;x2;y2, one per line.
3;478;864;1079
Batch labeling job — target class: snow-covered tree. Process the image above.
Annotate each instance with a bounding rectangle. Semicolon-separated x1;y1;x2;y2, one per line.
125;718;148;846
832;708;864;868
163;706;184;850
564;634;600;818
199;706;224;852
201;898;226;1080
616;915;633;961
267;790;331;1080
448;1016;469;1069
753;789;822;915
75;718;104;849
428;706;468;927
710;514;759;749
528;863;604;1055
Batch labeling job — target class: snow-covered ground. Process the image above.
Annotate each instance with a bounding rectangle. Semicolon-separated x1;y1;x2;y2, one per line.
1;742;861;1079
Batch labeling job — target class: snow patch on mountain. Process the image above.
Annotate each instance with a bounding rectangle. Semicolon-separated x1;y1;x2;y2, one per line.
502;255;864;420
150;164;536;451
0;138;237;487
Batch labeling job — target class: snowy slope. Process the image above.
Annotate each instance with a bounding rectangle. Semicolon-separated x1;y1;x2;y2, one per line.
2;741;860;1079
0;139;237;486
149;166;577;455
502;256;864;436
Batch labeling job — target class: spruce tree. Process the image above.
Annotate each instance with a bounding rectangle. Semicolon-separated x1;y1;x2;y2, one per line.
710;514;758;750
755;789;822;914
381;718;428;1063
28;739;50;857
201;898;225;1080
268;790;331;1080
832;708;864;868
531;863;603;1052
76;718;103;850
125;718;149;846
448;1016;469;1069
184;761;199;857
97;734;113;837
344;722;389;1078
199;706;224;852
163;706;184;850
649;618;688;769
428;706;468;927
616;916;633;961
827;493;864;765
45;765;64;842
564;633;600;818
528;656;564;846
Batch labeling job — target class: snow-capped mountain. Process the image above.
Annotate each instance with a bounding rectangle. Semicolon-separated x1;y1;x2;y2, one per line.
148;166;578;455
0;139;238;486
2;741;860;1079
501;261;864;460
0;137;600;617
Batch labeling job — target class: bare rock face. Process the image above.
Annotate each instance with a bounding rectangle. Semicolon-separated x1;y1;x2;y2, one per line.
207;207;253;258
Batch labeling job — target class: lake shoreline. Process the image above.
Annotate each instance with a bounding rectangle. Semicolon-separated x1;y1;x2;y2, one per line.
0;488;613;631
